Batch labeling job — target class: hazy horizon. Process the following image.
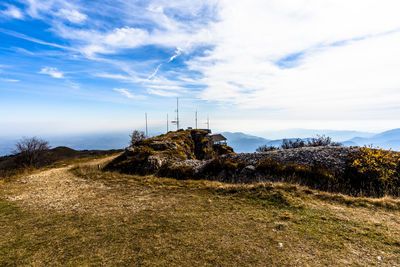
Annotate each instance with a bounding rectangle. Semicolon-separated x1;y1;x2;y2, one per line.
0;126;398;157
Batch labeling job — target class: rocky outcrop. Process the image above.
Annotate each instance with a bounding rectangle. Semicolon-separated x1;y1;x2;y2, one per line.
105;129;234;175
106;136;400;197
227;146;360;174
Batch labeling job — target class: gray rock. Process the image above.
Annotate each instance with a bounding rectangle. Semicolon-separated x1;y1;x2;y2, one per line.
145;155;165;170
227;146;361;174
171;159;209;174
240;165;256;176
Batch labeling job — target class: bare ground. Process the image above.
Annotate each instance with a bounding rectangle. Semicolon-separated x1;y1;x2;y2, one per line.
1;157;178;216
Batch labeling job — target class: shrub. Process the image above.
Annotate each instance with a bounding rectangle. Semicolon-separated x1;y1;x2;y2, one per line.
281;139;305;149
279;136;341;149
256;145;278;152
346;147;400;196
307;135;341;147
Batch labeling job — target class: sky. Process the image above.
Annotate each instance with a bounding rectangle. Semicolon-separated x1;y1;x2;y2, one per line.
1;0;400;138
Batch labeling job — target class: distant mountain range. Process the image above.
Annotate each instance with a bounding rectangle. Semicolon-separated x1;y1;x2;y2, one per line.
344;128;400;150
254;129;375;140
221;128;400;153
0;128;399;156
0;132;131;157
221;132;270;153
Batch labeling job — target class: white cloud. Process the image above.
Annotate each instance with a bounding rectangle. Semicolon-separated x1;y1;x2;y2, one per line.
57;8;87;24
94;73;135;81
113;88;146;99
186;0;400;120
52;1;216;57
1;5;24;19
39;67;64;78
0;78;19;82
56;26;150;57
24;0;87;24
147;88;179;97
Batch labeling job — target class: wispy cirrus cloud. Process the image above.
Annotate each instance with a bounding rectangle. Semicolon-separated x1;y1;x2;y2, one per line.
0;28;74;51
147;88;179;97
0;78;19;82
39;67;64;78
113;88;146;99
94;73;135;82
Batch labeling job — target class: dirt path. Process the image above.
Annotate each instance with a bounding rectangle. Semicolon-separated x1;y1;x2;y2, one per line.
1;156;168;215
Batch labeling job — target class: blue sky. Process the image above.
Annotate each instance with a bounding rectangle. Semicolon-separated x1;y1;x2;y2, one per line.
1;0;400;138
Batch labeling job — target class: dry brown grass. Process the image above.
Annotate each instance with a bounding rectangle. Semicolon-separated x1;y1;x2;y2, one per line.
1;156;400;266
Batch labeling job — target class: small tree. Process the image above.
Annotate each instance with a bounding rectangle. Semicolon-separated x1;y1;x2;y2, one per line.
14;137;50;167
130;130;146;146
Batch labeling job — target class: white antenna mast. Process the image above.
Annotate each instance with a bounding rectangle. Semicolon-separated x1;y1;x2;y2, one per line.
145;112;148;138
177;98;179;130
171;97;180;131
207;114;210;130
166;114;169;133
195;110;198;129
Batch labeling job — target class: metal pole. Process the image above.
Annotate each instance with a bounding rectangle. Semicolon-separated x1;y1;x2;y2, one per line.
207;115;210;130
176;97;179;130
167;114;169;133
145;112;148;138
195;110;198;129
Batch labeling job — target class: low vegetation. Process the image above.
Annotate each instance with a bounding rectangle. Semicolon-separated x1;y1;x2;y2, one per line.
240;147;400;198
281;138;306;149
255;157;337;190
307;135;342;147
256;145;278;152
346;147;400;197
257;135;342;151
2;132;400;265
1;156;400;265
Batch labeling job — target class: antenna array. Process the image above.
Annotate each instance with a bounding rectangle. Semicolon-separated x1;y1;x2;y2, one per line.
171;97;180;130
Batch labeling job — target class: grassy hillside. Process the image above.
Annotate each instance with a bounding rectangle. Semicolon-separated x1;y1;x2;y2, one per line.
0;156;400;266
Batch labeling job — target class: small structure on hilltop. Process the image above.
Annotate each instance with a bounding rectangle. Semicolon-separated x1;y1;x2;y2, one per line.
105;129;234;176
211;134;227;146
